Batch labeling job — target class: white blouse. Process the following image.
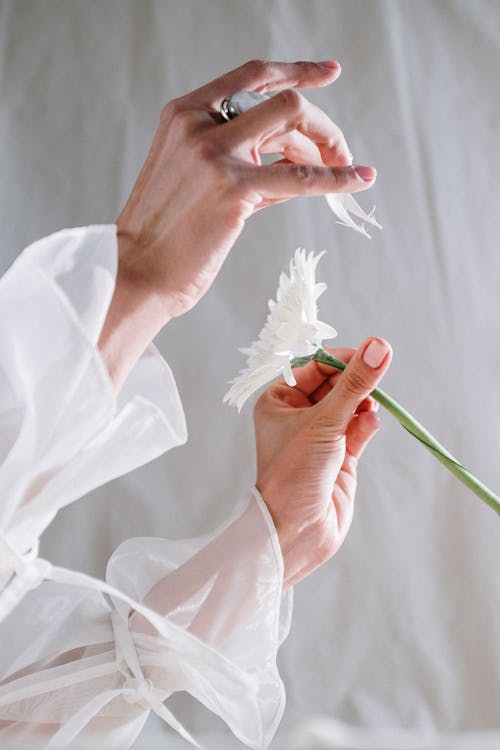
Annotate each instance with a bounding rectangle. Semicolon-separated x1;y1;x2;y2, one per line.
0;226;293;748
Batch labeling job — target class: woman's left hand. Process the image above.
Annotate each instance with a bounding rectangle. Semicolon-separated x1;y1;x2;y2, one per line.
100;59;376;388
115;59;373;320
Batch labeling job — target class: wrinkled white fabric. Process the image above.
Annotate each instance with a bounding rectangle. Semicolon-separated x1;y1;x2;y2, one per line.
0;225;187;594
0;226;292;748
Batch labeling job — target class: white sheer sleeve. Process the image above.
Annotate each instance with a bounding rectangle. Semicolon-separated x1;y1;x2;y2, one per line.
0;226;293;748
0;489;293;749
0;225;187;618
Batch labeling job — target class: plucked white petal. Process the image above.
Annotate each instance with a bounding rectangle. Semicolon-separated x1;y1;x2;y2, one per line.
224;249;337;410
338;193;383;229
325;193;382;239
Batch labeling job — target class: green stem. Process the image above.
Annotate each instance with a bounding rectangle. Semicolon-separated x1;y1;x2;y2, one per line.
291;349;500;516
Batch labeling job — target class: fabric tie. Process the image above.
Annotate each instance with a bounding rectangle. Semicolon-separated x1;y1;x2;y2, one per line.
0;537;255;748
45;612;201;748
0;532;51;622
122;676;154;705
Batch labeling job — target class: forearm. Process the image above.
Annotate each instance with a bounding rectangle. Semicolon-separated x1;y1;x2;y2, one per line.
97;232;171;391
128;489;290;651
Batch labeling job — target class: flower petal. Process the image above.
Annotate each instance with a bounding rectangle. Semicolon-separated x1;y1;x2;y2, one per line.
325;193;382;239
316;321;338;340
283;361;297;387
224;248;338;409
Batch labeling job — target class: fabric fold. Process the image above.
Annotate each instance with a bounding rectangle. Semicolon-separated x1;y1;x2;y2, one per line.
0;225;187;611
0;490;292;749
0;225;291;748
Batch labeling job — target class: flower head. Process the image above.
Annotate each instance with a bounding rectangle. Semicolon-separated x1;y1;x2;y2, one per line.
224;249;337;411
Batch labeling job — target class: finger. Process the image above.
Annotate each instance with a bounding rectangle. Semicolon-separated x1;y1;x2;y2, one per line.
310;381;333;404
331;470;356;536
268;381;314;409
189;59;341;108
259;130;324;166
345;410;381;461
248;162;376;199
215;89;352;166
322;344;356;362
311;378;380;409
356;395;379;413
315;337;392;435
291;347;358;395
331;451;358;533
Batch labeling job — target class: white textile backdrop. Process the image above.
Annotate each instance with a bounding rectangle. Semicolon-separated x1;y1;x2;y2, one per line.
0;1;499;747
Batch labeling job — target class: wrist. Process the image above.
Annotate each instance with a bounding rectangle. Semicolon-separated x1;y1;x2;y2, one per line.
255;482;337;588
98;228;172;389
116;222;200;320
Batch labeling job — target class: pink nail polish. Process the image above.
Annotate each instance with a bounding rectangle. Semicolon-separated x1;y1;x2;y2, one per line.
354;165;377;182
363;339;389;369
317;60;339;70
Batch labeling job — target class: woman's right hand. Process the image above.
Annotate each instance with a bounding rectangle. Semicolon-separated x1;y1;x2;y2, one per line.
254;339;392;588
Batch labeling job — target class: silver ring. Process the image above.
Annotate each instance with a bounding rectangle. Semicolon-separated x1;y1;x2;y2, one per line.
220;95;240;121
219;91;270;122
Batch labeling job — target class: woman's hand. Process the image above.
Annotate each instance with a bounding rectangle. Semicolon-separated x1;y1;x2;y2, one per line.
254;338;392;588
116;59;375;319
99;60;376;388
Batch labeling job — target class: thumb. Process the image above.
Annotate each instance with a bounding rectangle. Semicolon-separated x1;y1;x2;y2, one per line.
318;337;392;434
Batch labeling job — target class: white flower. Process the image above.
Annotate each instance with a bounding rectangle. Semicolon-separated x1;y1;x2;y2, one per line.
325;193;382;239
224;249;337;411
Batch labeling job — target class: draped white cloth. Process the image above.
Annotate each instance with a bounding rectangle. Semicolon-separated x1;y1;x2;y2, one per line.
0;226;292;748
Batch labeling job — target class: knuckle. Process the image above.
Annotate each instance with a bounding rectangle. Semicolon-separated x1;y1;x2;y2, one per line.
243;58;269;78
172;109;193;134
213;156;243;191
161;97;184;121
275;87;304;113
200;157;249;217
161;99;193;135
331;145;352;166
342;368;371;398
294;163;318;187
331;168;354;190
327;139;345;157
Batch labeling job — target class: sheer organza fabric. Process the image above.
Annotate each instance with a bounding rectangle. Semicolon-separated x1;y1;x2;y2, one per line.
0;226;292;748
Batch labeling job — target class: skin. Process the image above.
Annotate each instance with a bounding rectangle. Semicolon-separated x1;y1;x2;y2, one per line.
0;60;392;743
98;59;392;587
255;341;391;587
99;59;375;387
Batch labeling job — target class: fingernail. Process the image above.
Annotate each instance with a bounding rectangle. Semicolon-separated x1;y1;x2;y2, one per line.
362;339;389;369
354;165;377;182
317;60;340;70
